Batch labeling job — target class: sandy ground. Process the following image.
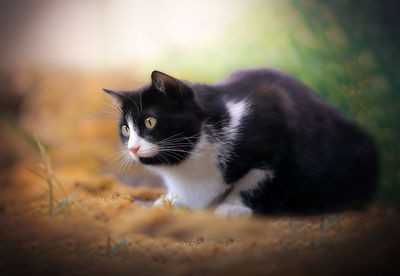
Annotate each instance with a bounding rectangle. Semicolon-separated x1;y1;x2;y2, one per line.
0;71;399;275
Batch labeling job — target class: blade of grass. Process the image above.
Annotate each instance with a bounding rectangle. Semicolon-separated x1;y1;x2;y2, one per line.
47;179;54;215
36;137;52;172
26;168;61;204
34;138;56;215
51;187;80;216
35;137;70;212
312;237;326;249
50;171;67;198
26;167;48;182
322;214;341;231
109;237;131;257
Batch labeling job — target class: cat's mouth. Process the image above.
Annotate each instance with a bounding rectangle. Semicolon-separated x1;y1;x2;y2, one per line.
126;134;196;166
126;136;161;161
128;146;160;160
128;145;193;166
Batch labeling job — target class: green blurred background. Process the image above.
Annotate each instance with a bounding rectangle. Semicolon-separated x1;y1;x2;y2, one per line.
0;0;399;205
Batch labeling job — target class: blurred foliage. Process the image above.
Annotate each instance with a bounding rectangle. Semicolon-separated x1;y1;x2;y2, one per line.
291;0;400;205
145;0;400;205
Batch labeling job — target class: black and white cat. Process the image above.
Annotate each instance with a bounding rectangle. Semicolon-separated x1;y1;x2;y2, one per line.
103;68;378;217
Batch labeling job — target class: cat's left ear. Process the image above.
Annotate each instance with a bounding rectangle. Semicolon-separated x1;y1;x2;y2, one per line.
151;71;183;100
102;88;125;105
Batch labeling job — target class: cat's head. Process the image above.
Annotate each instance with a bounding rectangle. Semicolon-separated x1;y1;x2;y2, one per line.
103;71;204;166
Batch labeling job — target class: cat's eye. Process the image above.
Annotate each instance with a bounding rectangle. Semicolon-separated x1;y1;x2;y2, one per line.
144;117;157;129
121;124;130;136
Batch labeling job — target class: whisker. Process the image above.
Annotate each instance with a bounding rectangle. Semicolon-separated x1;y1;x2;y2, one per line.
157;132;184;143
157;152;172;166
107;149;128;159
113;156;126;174
109;154;127;165
101;97;123;114
158;137;198;143
123;159;133;174
162;151;184;163
98;109;121;118
157;143;196;148
108;152;130;164
106;149;135;176
157;133;201;146
117;155;132;175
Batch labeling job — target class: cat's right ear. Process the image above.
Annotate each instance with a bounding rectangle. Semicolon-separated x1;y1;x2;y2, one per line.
151;71;182;99
102;88;124;105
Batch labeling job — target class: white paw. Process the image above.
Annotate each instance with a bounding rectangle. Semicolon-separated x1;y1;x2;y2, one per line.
153;196;165;206
169;196;186;207
215;203;253;218
153;193;186;207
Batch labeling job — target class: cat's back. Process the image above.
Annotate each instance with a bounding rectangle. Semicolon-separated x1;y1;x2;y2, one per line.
213;67;311;94
209;68;377;212
214;67;288;86
211;67;329;112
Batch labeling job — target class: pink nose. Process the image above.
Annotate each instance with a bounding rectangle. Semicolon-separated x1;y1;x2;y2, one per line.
129;146;140;155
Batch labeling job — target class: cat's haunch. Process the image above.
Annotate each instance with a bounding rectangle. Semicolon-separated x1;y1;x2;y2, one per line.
103;68;378;216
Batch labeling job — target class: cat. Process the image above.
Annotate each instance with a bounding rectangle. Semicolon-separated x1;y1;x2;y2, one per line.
103;68;378;217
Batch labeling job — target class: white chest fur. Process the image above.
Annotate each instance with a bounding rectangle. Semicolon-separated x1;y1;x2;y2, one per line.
147;99;252;211
148;136;228;209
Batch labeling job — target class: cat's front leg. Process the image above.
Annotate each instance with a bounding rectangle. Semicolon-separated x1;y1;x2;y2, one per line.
153;192;186;207
214;185;253;218
215;169;273;218
215;202;253;218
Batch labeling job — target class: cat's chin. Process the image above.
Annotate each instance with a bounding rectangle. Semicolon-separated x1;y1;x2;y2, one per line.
138;156;165;166
129;151;158;162
126;150;161;165
138;153;188;166
128;152;140;162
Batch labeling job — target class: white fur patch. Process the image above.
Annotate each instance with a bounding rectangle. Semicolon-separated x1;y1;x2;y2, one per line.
153;192;186;207
214;203;252;218
127;118;160;161
226;100;248;132
148;99;254;211
225;100;249;142
215;168;274;217
148;135;229;209
217;99;250;166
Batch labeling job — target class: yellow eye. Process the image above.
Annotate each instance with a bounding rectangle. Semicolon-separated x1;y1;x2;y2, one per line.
144;117;157;129
121;124;130;136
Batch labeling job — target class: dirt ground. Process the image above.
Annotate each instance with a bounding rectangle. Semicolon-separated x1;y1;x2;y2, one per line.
0;71;399;275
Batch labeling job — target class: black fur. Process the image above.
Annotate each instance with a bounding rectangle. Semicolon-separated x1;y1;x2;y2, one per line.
104;68;378;214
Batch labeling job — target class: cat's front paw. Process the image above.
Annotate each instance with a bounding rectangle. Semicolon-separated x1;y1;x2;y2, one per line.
153;196;166;207
153;193;186;208
215;203;253;218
